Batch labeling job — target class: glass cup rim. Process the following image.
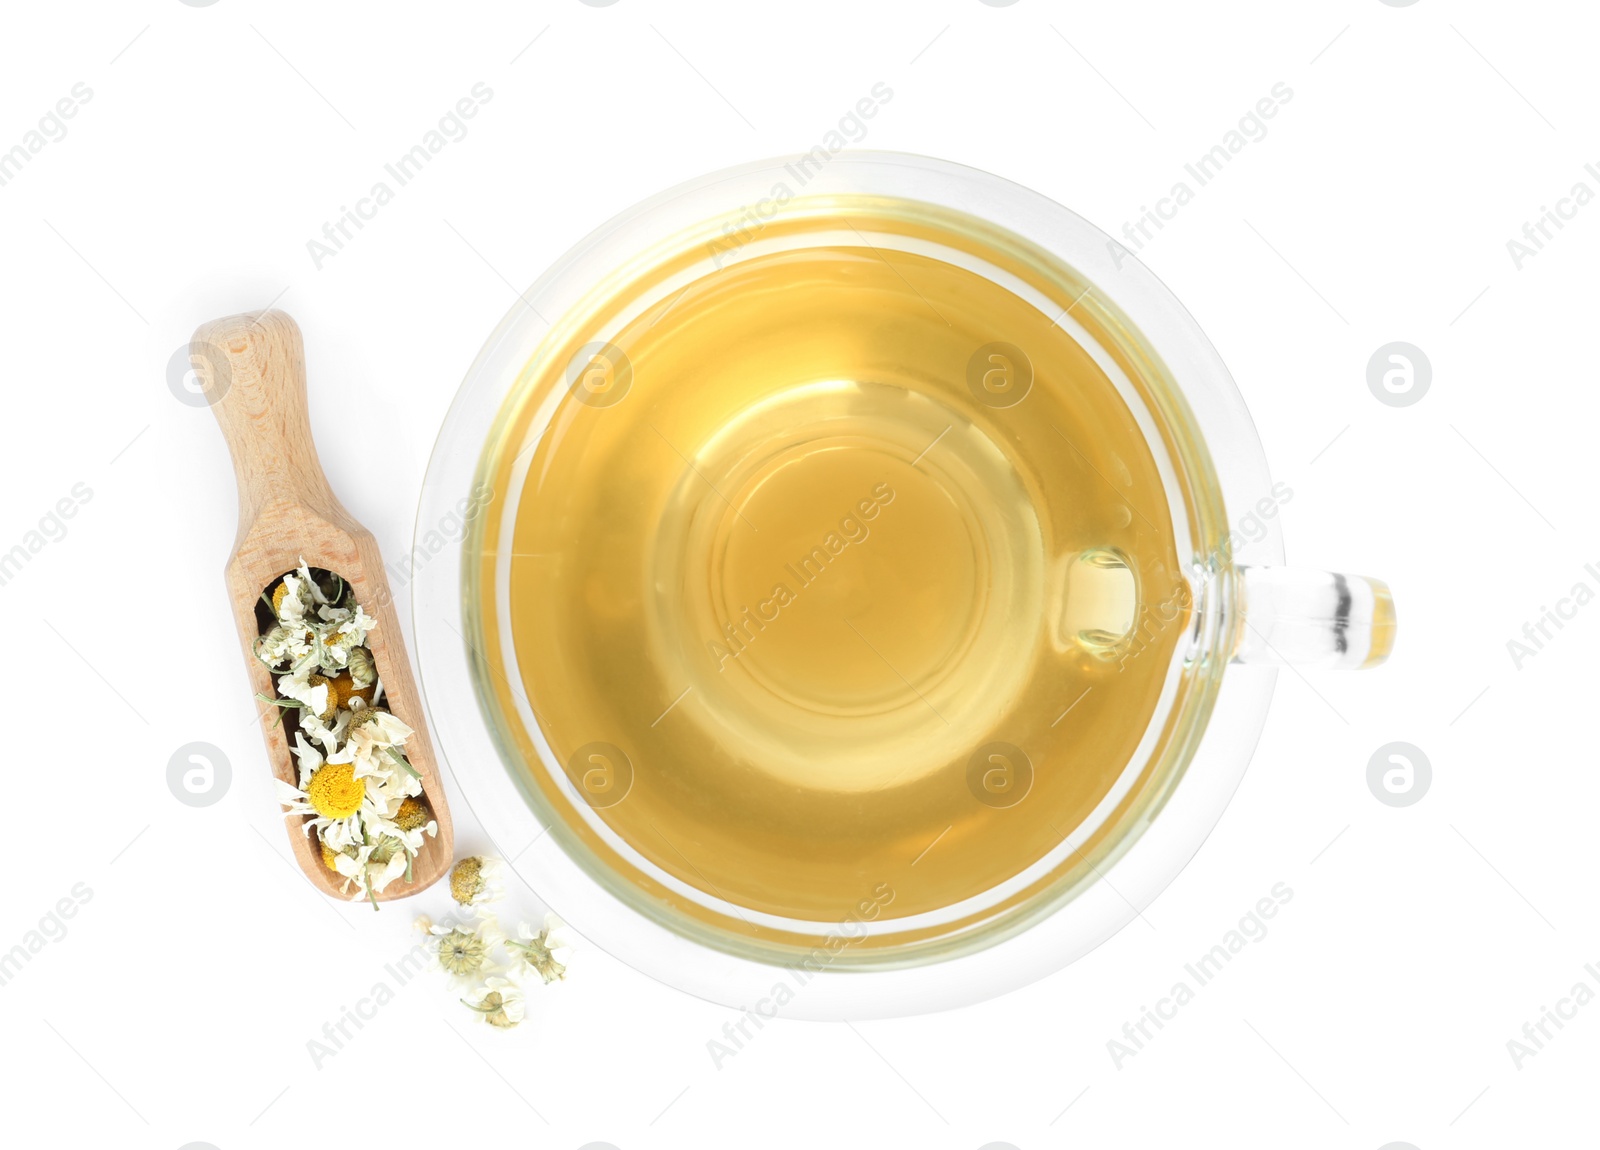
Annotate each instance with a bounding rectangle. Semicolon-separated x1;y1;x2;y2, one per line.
413;149;1286;1017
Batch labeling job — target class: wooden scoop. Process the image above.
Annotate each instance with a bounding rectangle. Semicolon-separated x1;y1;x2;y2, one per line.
193;309;453;901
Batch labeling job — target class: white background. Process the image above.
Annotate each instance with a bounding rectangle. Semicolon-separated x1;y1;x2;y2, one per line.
2;1;1594;1147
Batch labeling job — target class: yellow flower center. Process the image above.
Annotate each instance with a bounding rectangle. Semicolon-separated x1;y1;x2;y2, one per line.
306;762;364;820
328;674;369;711
450;857;485;905
394;796;430;832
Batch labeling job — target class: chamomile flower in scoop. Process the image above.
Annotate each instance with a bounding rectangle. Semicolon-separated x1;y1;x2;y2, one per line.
369;802;437;860
295;559;333;607
298;708;350;756
345;644;378;689
345;847;412;901
392;796;434;833
274;748;390;852
272;571;315;624
322;600;376;641
257;622;313;671
329;708;415;776
277;669;334;722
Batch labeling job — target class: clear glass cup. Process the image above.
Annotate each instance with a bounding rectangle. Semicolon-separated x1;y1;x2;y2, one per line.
413;151;1395;1018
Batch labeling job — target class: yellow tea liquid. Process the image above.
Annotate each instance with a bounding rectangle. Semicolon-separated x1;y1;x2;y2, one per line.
482;205;1191;929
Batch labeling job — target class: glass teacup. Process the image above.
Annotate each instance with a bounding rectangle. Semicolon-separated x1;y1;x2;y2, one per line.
414;152;1394;1018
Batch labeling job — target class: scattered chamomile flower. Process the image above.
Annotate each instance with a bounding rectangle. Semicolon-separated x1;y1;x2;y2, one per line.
416;891;572;1027
508;913;573;984
418;915;505;981
449;856;505;908
462;977;526;1029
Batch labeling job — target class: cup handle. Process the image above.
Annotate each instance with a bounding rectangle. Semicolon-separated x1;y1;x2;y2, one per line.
1230;566;1396;669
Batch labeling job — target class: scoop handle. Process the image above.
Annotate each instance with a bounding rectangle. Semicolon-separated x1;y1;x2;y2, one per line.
191;310;348;532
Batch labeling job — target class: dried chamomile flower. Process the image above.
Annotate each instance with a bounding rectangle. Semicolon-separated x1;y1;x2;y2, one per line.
278;670;335;721
508;913;573;984
299;709;350;756
329;711;421;804
346;645;377;688
449;856;505;908
367;834;406;865
316;628;358;674
321;841;354;872
256;622;311;670
272;572;316;623
364;800;436;875
291;732;323;780
304;675;340;721
276;737;385;852
303;763;364;825
344;703;388;731
313;603;376;671
364;765;421;820
349;846;411;901
419;916;504;980
392;796;432;832
325;600;376;637
319;841;394;903
337;709;411;759
462;977;525;1029
324;673;371;713
295;560;333;607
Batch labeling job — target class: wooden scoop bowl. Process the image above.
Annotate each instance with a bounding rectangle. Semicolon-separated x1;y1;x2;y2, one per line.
193;309;453;901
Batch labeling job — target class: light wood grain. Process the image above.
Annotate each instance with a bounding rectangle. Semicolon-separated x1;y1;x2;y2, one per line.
193;309;453;901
